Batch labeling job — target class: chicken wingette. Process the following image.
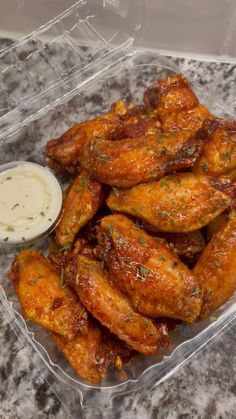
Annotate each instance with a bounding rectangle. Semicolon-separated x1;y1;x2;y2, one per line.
194;211;236;319
79;131;203;188
55;171;104;247
46;101;160;174
144;74;214;133
107;173;231;232
8;249;88;340
65;255;169;355
96;214;202;323
53;319;132;384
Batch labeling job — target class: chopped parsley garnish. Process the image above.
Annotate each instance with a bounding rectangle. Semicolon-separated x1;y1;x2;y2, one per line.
6;226;15;232
98;154;109;163
11;203;19;210
117;236;126;246
48;218;52;222
192;287;201;296
139;265;150;278
40;211;45;216
223;151;232;161
138;237;146;244
3;237;9;242
5;176;12;181
201;162;209;172
59;245;71;253
60;269;66;288
112;187;120;197
27;217;34;220
81;175;90;188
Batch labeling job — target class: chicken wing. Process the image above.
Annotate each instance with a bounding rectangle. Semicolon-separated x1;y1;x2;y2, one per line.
8;249;88;340
107;173;231;232
79;131;203;188
55;171;104;247
144;74;214;133
65;255;168;355
96;214;202;323
53;319;132;384
46;101;128;173
194;119;236;178
194;211;236;318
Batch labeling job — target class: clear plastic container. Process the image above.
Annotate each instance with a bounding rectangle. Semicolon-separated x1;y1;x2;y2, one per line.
0;0;236;413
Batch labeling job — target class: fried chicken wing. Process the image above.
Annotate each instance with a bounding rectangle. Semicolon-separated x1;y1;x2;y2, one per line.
55;171;104;247
107;173;231;232
66;255;168;355
144;74;214;133
194;119;236;178
79;131;203;188
8;249;88;340
194;211;236;318
96;214;202;323
46;101;128;173
53;319;132;384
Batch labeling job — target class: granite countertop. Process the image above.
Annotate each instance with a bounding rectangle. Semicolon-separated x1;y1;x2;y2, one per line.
1;37;236;418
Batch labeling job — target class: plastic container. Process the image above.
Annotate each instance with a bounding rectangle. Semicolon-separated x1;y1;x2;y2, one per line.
1;0;236;414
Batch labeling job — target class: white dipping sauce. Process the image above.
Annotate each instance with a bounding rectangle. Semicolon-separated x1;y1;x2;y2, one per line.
0;162;62;243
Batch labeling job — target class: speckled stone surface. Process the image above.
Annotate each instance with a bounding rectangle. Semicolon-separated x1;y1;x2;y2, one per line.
1;37;236;418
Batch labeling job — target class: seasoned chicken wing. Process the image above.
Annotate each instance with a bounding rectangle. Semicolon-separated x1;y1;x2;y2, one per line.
79;131;203;188
144;74;214;133
194;119;236;178
96;214;202;323
53;319;132;384
66;255;168;355
46;101;128;173
8;249;88;340
107;173;231;232
194;211;236;318
55;171;104;247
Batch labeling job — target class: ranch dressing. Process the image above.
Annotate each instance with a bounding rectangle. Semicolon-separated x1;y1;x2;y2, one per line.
0;162;62;243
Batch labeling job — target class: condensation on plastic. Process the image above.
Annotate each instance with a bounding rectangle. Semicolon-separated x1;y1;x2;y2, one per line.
0;0;236;413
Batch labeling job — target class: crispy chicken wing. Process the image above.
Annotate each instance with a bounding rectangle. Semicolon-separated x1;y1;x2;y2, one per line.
55;171;104;247
194;211;236;318
144;74;214;133
79;131;203;188
8;249;88;340
96;214;202;323
194;119;236;178
46;101;128;173
46;102;160;174
53;318;132;384
107;173;231;232
65;255;168;355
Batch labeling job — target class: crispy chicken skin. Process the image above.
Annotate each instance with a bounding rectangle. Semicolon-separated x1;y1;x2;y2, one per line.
53;319;132;384
96;214;202;323
107;173;231;232
79;131;203;188
144;74;214;133
194;119;236;178
8;249;88;340
194;211;236;319
66;255;168;355
55;171;104;247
